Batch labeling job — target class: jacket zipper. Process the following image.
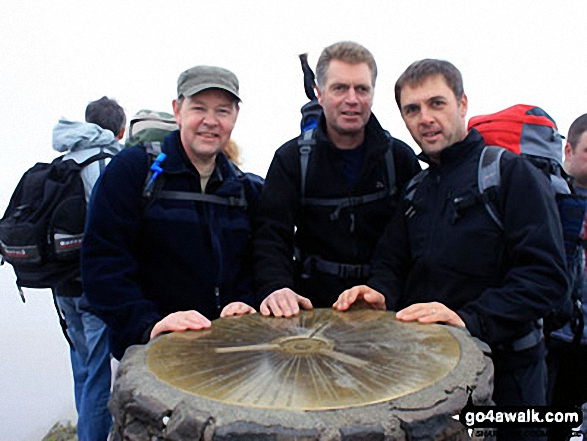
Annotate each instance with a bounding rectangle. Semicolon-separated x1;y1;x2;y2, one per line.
215;286;221;311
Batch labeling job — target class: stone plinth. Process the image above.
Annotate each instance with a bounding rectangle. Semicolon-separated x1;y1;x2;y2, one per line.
110;309;493;440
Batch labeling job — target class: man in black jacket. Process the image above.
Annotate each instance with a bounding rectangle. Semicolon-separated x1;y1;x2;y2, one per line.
335;59;567;438
547;113;587;441
254;41;420;316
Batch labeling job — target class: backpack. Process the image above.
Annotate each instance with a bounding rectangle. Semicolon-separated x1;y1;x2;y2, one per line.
468;104;587;341
125;109;178;147
0;151;114;298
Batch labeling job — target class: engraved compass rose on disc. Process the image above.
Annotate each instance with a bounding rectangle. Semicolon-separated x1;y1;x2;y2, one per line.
147;308;461;410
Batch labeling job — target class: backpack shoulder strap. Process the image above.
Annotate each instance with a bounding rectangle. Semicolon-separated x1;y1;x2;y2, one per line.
76;149;116;175
145;141;163;157
156;191;248;207
298;129;316;202
405;146;506;226
403;168;429;219
478;145;506;230
143;144;248;208
383;134;396;198
142;142;167;199
404;168;429;204
298;130;397;219
158;158;248;208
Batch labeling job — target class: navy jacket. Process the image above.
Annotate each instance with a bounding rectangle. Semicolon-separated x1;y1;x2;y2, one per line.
254;113;420;306
82;131;263;359
369;129;568;346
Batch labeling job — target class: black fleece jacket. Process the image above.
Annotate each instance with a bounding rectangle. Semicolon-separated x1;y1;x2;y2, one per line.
369;129;568;346
254;113;420;306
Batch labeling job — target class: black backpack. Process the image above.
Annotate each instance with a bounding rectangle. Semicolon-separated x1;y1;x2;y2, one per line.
0;151;113;298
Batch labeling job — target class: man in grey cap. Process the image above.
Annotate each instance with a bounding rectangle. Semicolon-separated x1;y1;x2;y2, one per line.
82;65;264;360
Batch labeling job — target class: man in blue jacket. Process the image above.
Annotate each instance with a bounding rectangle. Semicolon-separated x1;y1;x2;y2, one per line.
82;65;262;361
335;59;567;440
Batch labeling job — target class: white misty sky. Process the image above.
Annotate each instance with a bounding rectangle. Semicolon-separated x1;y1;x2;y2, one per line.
1;1;586;203
1;0;586;439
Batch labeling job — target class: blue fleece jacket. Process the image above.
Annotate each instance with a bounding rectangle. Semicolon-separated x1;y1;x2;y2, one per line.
81;131;263;359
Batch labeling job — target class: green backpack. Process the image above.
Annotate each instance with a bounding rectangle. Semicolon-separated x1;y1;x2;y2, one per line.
126;109;178;147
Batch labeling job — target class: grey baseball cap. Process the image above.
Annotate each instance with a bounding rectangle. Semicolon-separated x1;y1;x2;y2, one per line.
177;65;241;101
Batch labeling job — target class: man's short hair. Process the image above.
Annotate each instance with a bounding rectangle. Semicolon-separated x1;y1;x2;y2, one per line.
394;59;464;109
315;41;377;88
568;113;587;149
85;96;126;136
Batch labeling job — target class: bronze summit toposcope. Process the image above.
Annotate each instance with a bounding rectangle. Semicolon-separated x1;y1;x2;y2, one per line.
147;308;461;410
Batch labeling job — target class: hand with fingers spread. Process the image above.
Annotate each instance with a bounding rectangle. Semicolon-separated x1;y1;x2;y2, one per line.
150;310;212;340
220;301;257;317
332;285;387;311
395;301;466;328
260;288;313;317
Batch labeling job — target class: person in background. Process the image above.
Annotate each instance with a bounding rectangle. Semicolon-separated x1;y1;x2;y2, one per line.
254;41;420;316
53;96;126;441
335;59;567;440
547;113;587;441
81;65;262;362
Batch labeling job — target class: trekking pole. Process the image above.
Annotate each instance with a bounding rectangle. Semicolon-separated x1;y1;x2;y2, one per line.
299;53;317;101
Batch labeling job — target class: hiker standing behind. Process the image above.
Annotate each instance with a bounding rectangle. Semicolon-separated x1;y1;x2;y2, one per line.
81;65;262;362
547;113;587;441
53;96;126;441
253;41;420;316
335;59;567;440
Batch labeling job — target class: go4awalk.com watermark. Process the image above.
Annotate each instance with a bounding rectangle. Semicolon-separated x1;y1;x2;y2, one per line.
453;388;584;438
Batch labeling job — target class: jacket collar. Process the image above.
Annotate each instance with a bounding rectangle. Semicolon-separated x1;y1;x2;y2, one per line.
161;130;236;184
419;128;484;168
315;112;390;154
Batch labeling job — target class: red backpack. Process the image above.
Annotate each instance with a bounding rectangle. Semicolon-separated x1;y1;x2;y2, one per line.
468;104;585;340
468;104;563;165
403;104;585;340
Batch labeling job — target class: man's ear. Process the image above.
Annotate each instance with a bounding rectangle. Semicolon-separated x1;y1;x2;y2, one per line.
564;142;573;160
316;85;324;107
172;99;181;125
459;93;468;118
116;126;125;141
563;142;574;173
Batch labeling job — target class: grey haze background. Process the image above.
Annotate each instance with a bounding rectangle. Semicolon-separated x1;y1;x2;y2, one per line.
1;1;586;439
